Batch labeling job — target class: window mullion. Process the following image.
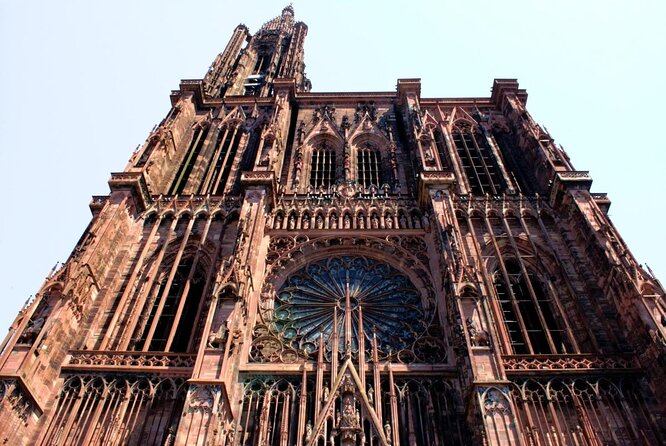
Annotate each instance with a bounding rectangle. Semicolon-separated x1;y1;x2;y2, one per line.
501;216;558;353
474;133;499;195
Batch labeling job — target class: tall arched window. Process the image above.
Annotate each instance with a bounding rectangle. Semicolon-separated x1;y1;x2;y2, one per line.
356;141;382;189
169;124;210;195
197;123;244;195
493;259;567;354
133;253;209;353
452;121;505;195
309;142;336;189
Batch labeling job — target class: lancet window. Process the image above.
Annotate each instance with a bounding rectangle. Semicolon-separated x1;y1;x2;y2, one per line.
356;142;382;189
169;124;209;195
493;259;567;354
252;50;272;75
433;128;450;169
309;142;336;189
512;379;664;445
131;254;208;353
237;378;307;446
452;121;505;195
114;215;215;354
196;123;244;195
39;376;186;446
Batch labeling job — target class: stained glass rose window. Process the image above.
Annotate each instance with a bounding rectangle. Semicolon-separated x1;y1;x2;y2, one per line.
271;256;428;355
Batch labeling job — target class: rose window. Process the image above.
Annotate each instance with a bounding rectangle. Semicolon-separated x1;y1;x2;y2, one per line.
271;256;428;356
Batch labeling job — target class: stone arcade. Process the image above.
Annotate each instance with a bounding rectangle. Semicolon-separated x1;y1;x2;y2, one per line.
1;6;665;446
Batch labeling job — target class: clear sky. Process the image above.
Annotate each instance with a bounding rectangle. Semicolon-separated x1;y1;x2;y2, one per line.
0;0;664;334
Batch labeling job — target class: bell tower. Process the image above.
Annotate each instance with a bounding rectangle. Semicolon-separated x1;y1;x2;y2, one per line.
203;5;310;98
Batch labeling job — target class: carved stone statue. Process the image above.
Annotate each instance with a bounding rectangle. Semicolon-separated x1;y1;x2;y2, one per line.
305;421;313;442
316;215;324;229
385;217;393;229
288;215;296;230
422;215;431;231
344;214;351;229
398;214;406;229
207;323;228;349
358;216;365;229
367;385;374;404
18;316;45;344
466;317;489;346
341;400;356;428
371;215;379;229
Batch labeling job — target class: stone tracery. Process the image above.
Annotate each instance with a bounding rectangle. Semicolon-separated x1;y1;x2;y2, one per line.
271;256;427;356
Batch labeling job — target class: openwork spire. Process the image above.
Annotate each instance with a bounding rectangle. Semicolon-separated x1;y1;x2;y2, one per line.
259;5;295;32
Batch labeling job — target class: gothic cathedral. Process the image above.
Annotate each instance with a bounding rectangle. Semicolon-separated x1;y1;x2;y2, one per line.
1;7;665;446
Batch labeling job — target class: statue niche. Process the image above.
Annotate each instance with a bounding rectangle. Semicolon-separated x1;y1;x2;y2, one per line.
17;292;56;345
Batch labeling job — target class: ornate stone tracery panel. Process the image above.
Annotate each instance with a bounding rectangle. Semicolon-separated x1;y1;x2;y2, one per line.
253;244;448;364
273;256;427;355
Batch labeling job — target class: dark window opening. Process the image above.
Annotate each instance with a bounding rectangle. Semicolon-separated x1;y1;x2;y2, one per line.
453;123;505;195
494;259;566;354
169;125;209;195
357;143;382;189
215;128;243;194
309;144;336;189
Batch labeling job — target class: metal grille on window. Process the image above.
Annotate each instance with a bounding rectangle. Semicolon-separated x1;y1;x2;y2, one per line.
493;259;567;355
309;143;336;189
357;142;382;190
452;122;505;195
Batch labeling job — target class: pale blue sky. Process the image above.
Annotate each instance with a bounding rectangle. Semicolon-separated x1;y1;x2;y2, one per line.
0;0;664;333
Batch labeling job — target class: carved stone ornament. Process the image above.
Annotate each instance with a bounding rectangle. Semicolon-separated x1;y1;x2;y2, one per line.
187;385;217;414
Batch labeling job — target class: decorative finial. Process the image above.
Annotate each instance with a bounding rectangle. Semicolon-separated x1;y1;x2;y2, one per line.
282;4;294;17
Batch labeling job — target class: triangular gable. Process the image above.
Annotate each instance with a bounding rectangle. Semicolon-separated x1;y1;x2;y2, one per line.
449;106;478;129
220;105;246;127
421;109;439;131
302;114;345;146
307;358;389;446
347;112;390;146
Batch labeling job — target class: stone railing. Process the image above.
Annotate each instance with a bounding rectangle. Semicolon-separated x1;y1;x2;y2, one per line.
64;350;196;375
502;354;639;374
144;194;241;219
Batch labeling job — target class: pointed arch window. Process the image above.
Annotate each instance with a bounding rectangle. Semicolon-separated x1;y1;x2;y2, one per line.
433;129;450;169
133;249;210;353
169;124;209;195
357;141;382;189
309;142;336;189
452;122;505;195
493;259;567;354
198;123;244;195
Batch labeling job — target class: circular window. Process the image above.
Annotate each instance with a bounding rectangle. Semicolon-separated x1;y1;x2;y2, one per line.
271;256;427;355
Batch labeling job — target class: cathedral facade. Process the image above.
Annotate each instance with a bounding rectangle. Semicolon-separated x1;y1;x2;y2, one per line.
1;6;665;445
